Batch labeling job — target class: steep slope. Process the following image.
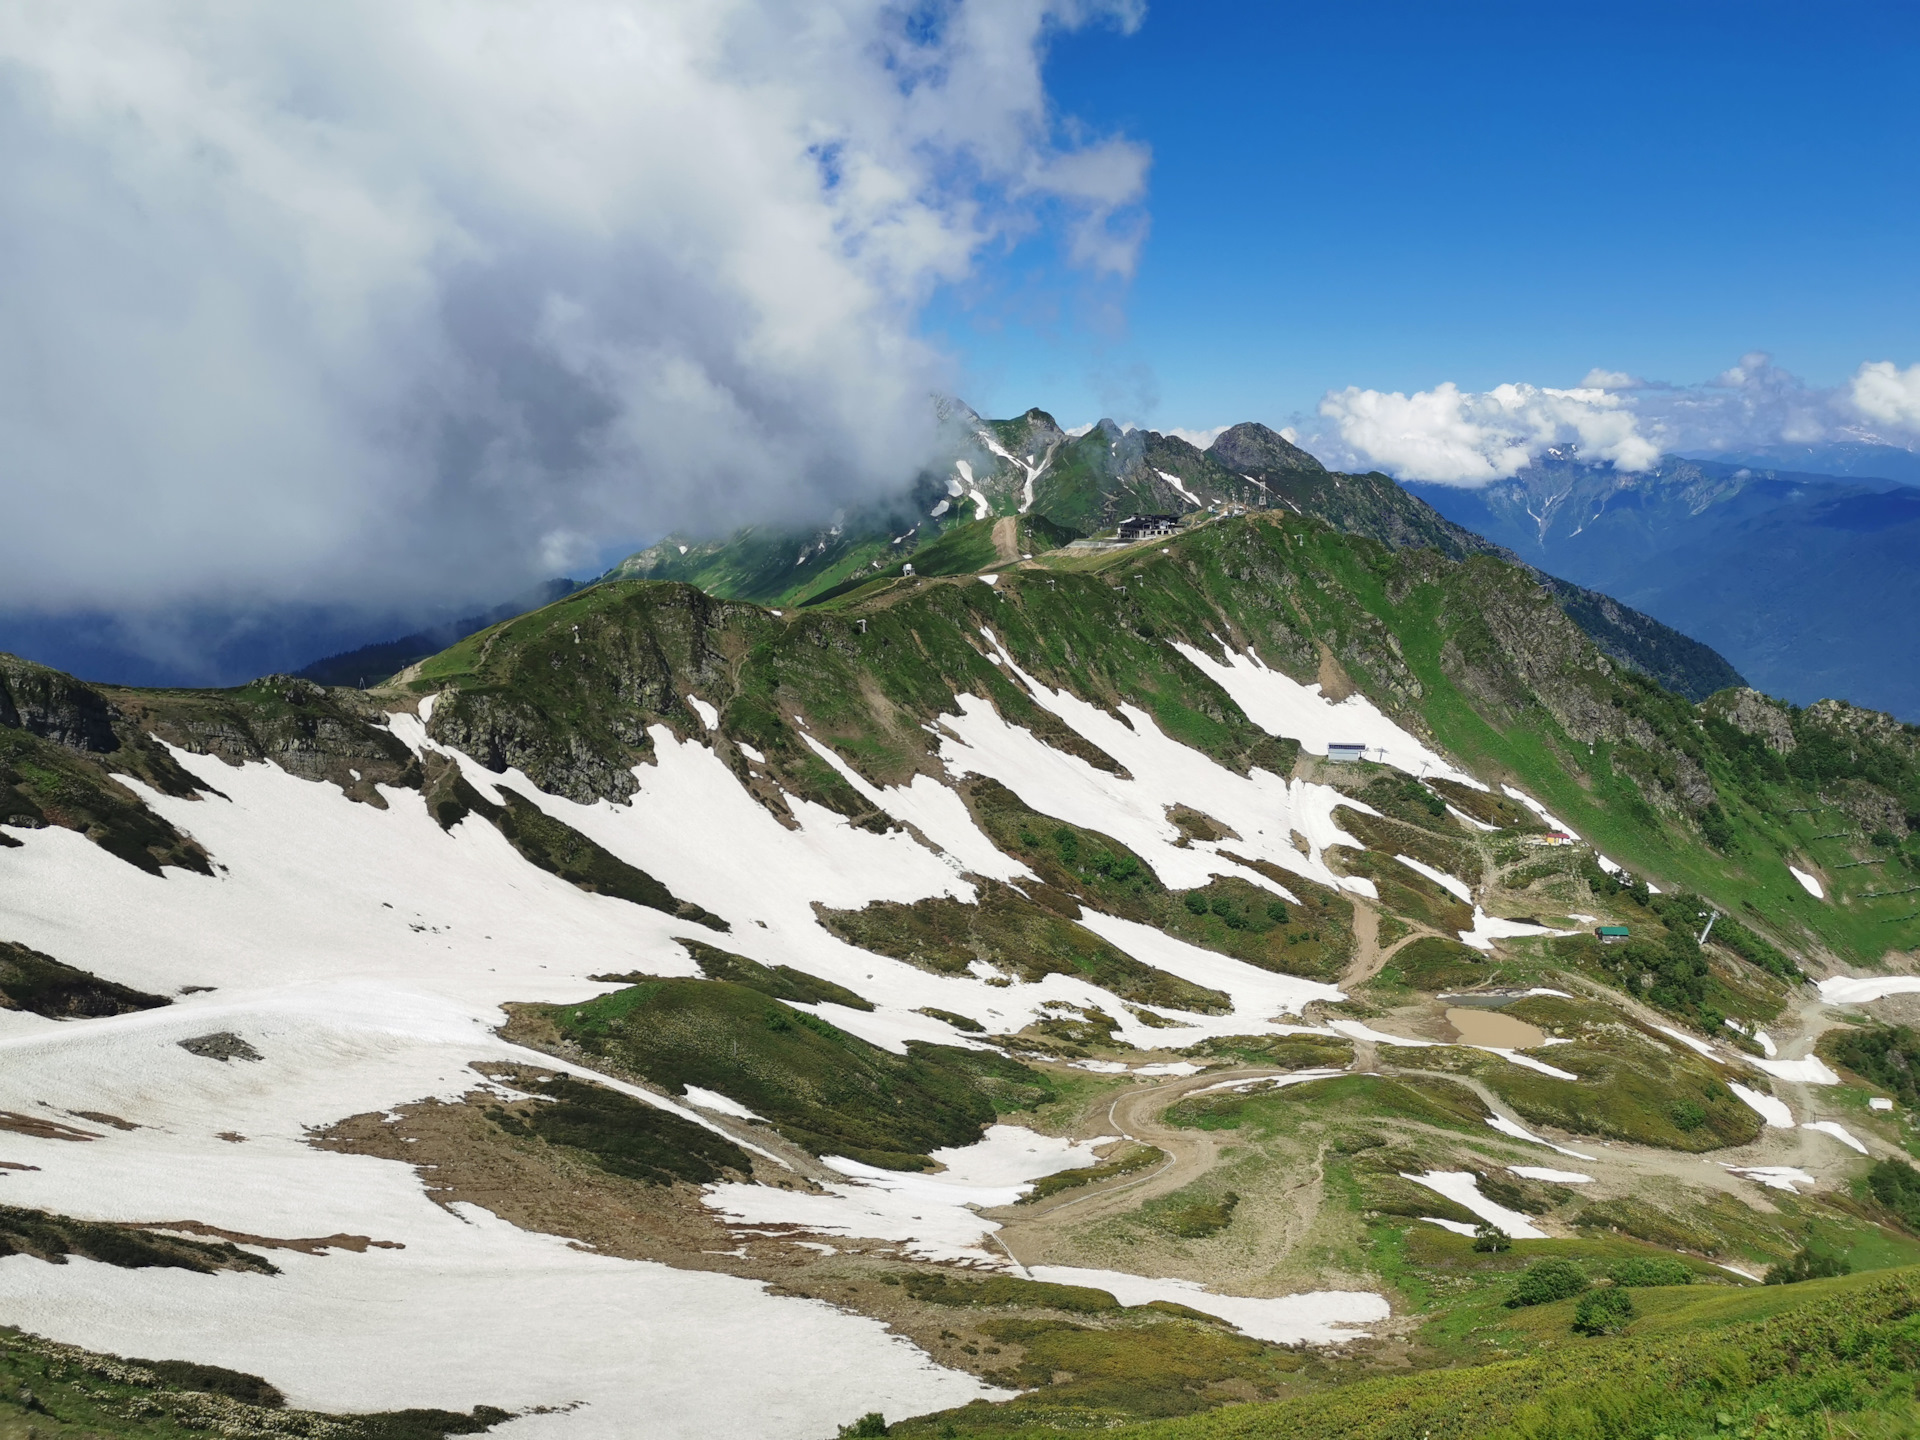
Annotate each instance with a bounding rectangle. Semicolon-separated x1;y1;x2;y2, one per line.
6;512;1920;1440
1409;454;1920;719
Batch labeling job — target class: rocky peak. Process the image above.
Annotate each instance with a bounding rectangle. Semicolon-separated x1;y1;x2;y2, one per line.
1207;422;1326;477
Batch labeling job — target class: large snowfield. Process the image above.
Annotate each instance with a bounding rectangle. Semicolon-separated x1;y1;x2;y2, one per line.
0;663;1443;1435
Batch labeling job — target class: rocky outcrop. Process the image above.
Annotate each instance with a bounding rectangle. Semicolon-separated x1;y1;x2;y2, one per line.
1709;687;1798;753
0;654;120;754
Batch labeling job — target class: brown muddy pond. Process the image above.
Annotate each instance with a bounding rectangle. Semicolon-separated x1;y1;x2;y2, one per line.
1445;1007;1546;1049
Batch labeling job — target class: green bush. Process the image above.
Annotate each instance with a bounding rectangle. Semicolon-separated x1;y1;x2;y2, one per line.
1572;1285;1635;1335
1471;1223;1511;1253
1867;1156;1920;1229
1506;1258;1590;1308
1764;1244;1852;1285
1607;1256;1693;1288
839;1412;888;1437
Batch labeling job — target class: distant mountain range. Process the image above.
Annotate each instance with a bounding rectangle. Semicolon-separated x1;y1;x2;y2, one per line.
1407;453;1920;721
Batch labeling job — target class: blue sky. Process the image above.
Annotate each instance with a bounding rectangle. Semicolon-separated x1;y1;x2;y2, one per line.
934;0;1920;434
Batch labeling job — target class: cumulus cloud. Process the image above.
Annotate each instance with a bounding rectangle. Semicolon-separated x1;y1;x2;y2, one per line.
1304;352;1920;485
1314;381;1661;484
1848;360;1920;430
0;0;1148;613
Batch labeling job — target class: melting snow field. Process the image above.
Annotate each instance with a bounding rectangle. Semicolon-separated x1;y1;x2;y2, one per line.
1025;1267;1387;1345
1400;1172;1548;1240
1800;1120;1869;1154
1819;975;1920;1005
705;1127;1112;1266
1730;1084;1796;1129
1724;1165;1818;1194
1485;1115;1596;1162
1170;643;1480;785
1749;1054;1841;1085
0;682;1422;1430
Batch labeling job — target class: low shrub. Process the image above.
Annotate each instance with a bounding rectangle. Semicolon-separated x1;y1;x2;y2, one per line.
1572;1285;1635;1335
1607;1256;1694;1288
1506;1258;1590;1308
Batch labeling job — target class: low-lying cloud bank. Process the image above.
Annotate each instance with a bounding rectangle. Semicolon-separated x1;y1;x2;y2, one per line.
1304;354;1920;485
0;0;1147;615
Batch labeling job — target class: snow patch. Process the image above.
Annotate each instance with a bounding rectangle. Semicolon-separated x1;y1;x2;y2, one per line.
1801;1120;1868;1154
1170;642;1480;785
682;1086;764;1121
685;695;719;730
1819;975;1920;1005
1400;1171;1548;1239
1654;1025;1726;1064
1510;1166;1592;1184
1729;1083;1795;1128
1724;1165;1817;1194
1485;1114;1596;1161
1025;1266;1389;1346
1790;866;1825;900
1750;1054;1841;1085
1392;853;1473;903
1457;908;1571;952
1500;786;1578;838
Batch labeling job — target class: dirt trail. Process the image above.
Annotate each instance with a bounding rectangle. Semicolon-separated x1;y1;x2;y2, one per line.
1340;902;1441;990
991;516;1019;564
992;1067;1288;1265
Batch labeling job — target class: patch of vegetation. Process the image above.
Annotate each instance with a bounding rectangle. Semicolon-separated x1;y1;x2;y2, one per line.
0;727;211;876
0;939;171;1019
1764;1242;1853;1285
541;978;1054;1168
1866;1157;1920;1231
1440;1018;1762;1151
677;938;873;1010
1148;1190;1239;1239
0;1324;508;1439
917;1007;986;1033
1078;1268;1920;1440
1165;1075;1486;1138
895;1313;1306;1433
1571;1284;1635;1335
1574;1197;1733;1255
901;1273;1120;1314
816;884;1230;1014
0;1207;277;1276
1607;1256;1693;1288
1380;936;1488;992
1158;876;1353;981
964;779;1167;918
1824;1024;1920;1110
1024;1144;1165;1202
427;766;726;930
1505;1258;1590;1308
485;1072;751;1186
1184;1034;1353;1069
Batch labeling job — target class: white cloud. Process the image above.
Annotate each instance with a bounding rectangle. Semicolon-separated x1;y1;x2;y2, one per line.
0;0;1148;613
1580;368;1644;390
1848;360;1920;430
1313;381;1660;485
1163;425;1229;449
1303;353;1920;485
